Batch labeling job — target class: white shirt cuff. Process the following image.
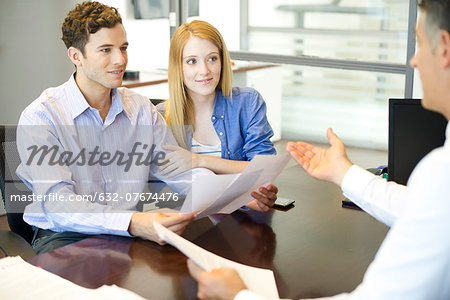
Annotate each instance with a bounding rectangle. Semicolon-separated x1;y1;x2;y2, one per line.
235;290;269;300
341;165;376;206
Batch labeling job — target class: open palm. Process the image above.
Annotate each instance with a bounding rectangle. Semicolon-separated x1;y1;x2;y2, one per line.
286;128;352;186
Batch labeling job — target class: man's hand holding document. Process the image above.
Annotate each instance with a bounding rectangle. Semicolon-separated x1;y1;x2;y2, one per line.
154;222;279;298
180;154;290;218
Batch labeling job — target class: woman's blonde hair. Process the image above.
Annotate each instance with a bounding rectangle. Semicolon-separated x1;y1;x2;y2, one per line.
165;20;233;148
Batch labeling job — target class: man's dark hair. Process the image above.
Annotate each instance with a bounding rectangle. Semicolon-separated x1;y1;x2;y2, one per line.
61;1;122;55
418;0;450;47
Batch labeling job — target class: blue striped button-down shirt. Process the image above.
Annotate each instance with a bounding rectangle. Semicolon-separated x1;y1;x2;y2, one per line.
16;74;189;236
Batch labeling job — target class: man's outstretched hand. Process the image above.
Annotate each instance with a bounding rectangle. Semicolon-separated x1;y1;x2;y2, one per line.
286;128;353;186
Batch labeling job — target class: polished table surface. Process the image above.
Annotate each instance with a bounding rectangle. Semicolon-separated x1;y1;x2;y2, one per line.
27;160;389;299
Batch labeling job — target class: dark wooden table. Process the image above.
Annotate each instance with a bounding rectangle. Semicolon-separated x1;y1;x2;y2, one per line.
27;163;389;299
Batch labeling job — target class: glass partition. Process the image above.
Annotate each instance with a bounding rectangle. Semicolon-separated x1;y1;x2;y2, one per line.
177;0;413;149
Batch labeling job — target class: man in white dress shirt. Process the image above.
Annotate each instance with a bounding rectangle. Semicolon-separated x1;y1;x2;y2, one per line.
187;0;450;299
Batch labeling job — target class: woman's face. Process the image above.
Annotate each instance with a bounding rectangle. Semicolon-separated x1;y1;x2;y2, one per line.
182;36;221;101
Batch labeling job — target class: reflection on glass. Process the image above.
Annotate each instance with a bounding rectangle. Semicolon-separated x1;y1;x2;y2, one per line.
247;0;409;63
192;0;410;148
281;65;404;149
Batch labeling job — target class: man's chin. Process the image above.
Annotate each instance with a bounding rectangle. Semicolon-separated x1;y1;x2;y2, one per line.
109;80;123;89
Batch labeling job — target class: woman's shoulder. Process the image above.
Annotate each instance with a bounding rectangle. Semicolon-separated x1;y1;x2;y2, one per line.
228;87;265;108
231;86;260;98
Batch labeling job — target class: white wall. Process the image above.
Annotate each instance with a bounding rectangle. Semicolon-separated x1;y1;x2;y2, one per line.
0;0;171;125
189;0;240;50
100;0;241;71
101;0;171;71
0;0;79;125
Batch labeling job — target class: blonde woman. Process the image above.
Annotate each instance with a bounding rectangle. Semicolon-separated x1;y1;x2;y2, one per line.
158;20;278;212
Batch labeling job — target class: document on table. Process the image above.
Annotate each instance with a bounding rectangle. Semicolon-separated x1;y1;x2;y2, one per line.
0;256;145;300
154;222;279;298
180;154;290;218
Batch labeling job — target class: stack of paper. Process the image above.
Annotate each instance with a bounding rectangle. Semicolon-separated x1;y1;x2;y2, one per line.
181;154;290;218
0;256;145;300
154;222;279;298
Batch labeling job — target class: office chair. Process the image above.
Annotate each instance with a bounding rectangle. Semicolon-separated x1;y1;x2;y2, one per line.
0;231;35;259
150;98;166;106
0;125;35;246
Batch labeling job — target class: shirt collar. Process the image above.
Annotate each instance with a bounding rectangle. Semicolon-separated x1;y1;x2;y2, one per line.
445;121;450;148
66;73;129;121
66;73;90;120
107;88;125;121
117;88;134;121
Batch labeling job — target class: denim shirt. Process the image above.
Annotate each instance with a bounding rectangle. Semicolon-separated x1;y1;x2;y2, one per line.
211;87;275;160
158;87;276;161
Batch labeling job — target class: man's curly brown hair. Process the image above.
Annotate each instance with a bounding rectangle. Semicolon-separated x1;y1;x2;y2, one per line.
61;1;122;55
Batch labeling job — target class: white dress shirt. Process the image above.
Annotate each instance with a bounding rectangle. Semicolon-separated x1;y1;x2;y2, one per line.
16;74;192;236
236;122;450;300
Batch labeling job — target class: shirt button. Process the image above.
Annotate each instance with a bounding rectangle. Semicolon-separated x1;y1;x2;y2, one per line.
221;115;224;119
212;116;216;120
227;151;230;155
219;132;223;136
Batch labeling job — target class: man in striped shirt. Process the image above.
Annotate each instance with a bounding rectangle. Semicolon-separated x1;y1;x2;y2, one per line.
15;1;197;254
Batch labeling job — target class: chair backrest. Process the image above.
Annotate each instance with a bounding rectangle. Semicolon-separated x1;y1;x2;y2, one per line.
150;98;166;106
0;126;34;244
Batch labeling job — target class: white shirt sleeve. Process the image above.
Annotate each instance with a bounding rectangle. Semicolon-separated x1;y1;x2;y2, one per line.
235;290;353;300
340;165;408;227
235;290;267;300
17;120;134;236
237;149;450;299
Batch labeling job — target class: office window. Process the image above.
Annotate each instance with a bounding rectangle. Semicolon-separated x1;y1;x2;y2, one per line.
246;0;408;64
183;0;413;149
282;65;403;149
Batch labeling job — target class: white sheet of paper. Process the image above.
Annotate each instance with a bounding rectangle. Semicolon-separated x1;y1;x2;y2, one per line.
0;256;145;300
181;154;291;218
180;173;239;214
196;169;261;218
217;154;291;214
154;222;279;299
242;154;291;188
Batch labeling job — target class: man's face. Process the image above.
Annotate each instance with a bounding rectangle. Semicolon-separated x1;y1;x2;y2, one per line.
76;23;128;92
410;12;440;112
